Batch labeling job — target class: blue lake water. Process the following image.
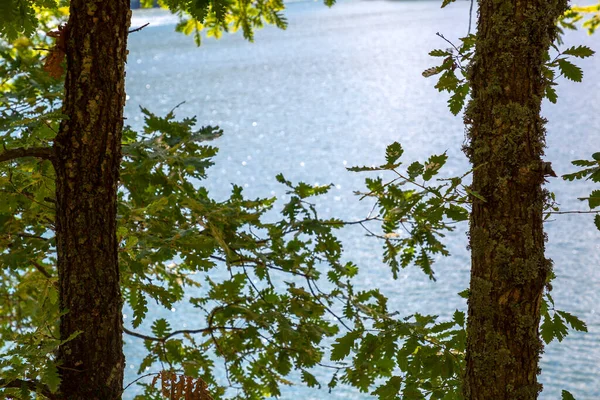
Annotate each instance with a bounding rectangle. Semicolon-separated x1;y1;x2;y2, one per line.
124;1;600;398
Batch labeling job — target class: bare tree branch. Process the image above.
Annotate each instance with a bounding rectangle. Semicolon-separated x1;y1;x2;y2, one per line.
545;210;600;215
0;147;54;164
31;260;53;279
0;378;59;399
123;325;244;343
18;233;50;241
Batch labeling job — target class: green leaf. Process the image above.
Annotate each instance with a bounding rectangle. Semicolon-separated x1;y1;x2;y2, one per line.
301;370;320;388
42;361;60;393
429;49;451;57
423;153;448;181
540;313;554;344
435;71;460;92
545;85;558;104
445;204;469;222
557;310;588;332
448;83;469;115
557;59;583;82
372;376;402;399
562;390;576;400
385;142;404;165
595;214;600;231
572;159;598;167
131;291;148;329
330;331;360;361
588;190;600;209
541;312;569;344
453;310;465;327
407;161;424;179
552;313;569;342
562;45;595;58
151;318;171;338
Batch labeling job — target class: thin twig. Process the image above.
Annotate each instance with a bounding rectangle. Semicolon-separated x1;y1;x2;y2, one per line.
128;22;150;34
306;278;352;332
545;210;600;215
209;254;312;279
207;306;234;387
436;32;462;55
122;372;158;393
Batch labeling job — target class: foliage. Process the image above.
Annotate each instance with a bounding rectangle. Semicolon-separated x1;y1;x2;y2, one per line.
562;152;600;231
421;34;475;116
316;143;478;399
347;143;472;280
541;45;595;104
561;3;600;35
1;13;473;394
1;0;335;48
0;0;63;41
0;6;67;397
0;0;349;398
0;90;476;399
118;107;359;399
422;34;594;113
540;293;587;345
0;0;598;399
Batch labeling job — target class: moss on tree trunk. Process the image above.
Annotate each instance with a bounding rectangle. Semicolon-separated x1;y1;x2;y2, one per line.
54;0;130;398
463;0;567;398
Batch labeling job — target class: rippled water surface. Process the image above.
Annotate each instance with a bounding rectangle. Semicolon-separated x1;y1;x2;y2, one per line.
124;1;600;398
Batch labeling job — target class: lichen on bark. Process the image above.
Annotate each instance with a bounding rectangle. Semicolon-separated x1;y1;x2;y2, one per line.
463;0;568;398
53;0;130;398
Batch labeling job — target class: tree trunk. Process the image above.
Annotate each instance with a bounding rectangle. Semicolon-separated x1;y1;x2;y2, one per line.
463;0;567;399
54;1;130;398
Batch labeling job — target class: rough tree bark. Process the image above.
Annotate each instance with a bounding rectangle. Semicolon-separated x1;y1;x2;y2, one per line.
463;0;567;399
54;0;130;398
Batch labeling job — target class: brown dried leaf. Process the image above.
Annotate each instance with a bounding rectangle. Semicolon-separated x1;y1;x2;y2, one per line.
43;50;65;79
43;25;68;79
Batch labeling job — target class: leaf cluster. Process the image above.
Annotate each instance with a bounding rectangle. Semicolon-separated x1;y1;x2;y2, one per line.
562;152;600;231
1;2;596;399
116;107;366;398
330;310;466;400
542;45;595;103
153;0;333;45
348;142;473;280
0;0;63;41
540;293;587;345
560;3;600;35
423;33;594;114
422;34;475;115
